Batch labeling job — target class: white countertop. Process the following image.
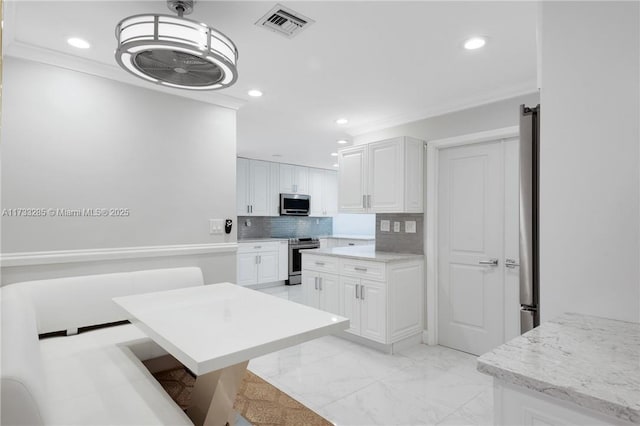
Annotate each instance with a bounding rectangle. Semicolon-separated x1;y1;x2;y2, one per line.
113;283;348;375
477;313;640;424
324;234;376;240
237;238;288;243
304;245;423;262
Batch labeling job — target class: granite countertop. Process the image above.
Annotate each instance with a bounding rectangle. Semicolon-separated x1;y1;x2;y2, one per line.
304;245;423;262
238;238;289;243
325;234;376;240
477;313;640;424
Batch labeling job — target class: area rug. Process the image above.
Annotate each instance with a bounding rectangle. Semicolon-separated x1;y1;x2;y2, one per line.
151;366;332;426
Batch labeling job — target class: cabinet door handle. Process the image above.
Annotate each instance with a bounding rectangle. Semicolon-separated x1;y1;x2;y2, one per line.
255;255;259;265
362;195;366;208
314;277;318;290
254;246;262;249
251;205;253;213
367;195;372;208
258;255;261;264
361;285;365;300
354;267;368;272
247;205;250;213
315;261;325;266
319;277;323;291
355;284;360;299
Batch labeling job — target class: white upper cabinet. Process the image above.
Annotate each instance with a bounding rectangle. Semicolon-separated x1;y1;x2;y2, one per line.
249;160;271;216
237;158;250;215
238;158;337;217
338;145;368;212
309;168;338;217
237;158;278;216
338;137;424;213
368;139;404;212
309;168;325;216
322;170;338;216
279;164;309;194
269;162;280;216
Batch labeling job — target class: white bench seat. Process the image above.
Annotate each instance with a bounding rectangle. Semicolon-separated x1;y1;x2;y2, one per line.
1;267;204;426
41;325;190;425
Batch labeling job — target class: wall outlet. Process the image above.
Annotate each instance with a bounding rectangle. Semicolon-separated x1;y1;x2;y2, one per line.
393;221;401;232
405;220;417;233
380;220;391;232
209;219;224;234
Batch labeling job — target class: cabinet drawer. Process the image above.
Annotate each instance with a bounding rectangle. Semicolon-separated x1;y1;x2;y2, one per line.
341;259;386;281
302;255;339;273
238;242;279;253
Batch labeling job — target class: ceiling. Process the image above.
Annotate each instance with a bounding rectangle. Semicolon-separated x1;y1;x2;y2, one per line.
4;1;538;169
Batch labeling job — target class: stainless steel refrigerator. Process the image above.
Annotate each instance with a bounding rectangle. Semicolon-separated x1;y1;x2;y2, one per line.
519;104;540;333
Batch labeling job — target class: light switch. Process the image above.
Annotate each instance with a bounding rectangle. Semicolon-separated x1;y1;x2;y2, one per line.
393;221;401;232
209;219;224;234
380;220;391;232
405;220;416;233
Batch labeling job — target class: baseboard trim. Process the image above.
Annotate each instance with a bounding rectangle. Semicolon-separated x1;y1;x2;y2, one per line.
1;243;238;267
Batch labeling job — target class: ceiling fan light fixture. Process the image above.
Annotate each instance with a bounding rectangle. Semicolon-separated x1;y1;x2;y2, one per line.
115;0;238;91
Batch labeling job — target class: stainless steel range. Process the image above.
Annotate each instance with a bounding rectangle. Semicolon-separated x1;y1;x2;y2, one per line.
287;237;320;285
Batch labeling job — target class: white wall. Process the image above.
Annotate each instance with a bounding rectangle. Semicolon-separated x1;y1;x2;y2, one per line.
1;58;238;284
352;93;539;144
539;2;640;323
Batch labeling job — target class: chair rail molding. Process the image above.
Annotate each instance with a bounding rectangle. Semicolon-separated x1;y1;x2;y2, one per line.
0;243;238;267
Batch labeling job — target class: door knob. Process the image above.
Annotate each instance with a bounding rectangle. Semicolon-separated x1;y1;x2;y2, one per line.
505;258;520;268
479;258;499;266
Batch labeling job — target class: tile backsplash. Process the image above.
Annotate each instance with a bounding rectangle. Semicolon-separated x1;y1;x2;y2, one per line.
375;213;423;254
238;216;332;239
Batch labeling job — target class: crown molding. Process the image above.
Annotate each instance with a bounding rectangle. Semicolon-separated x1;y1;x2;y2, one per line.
2;1;246;111
348;83;538;137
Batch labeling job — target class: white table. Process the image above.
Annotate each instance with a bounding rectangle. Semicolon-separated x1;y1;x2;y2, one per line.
114;283;349;426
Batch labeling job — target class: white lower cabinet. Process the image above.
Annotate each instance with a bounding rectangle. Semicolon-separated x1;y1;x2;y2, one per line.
302;253;423;346
341;277;386;342
495;380;633;426
303;272;340;316
237;242;286;286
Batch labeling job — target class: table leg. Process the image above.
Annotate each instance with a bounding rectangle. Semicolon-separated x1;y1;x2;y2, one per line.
187;361;249;426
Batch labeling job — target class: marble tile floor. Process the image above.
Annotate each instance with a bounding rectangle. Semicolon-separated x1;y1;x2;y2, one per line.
250;284;493;426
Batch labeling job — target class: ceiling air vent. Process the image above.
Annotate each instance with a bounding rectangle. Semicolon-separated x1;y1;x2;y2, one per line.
256;4;315;38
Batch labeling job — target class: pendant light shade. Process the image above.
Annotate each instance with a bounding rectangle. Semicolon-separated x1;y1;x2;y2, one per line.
115;1;238;91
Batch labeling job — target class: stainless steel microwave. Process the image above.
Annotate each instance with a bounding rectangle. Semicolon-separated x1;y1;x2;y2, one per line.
280;193;310;216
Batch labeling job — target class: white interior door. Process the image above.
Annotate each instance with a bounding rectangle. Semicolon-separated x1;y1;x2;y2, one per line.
438;141;505;355
503;138;521;341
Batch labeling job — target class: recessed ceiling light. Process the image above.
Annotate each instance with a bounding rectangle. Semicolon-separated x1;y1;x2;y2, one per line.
464;37;486;50
337;139;348;144
333;163;339;168
330;152;338;157
67;37;91;49
336;118;348;125
248;89;263;97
